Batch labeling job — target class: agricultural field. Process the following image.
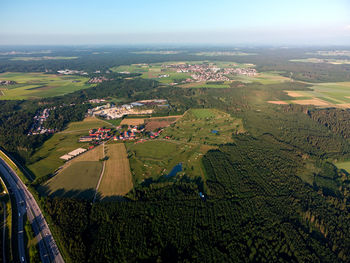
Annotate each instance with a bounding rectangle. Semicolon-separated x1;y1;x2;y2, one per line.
144;116;181;131
193;51;255;56
120;118;145;126
160;109;244;145
307;50;350;57
268;82;350;108
334;160;350;173
290;58;350;65
40;161;102;199
28;117;113;179
230;71;292;84
0;72;93;100
98;143;133;198
40;145;103;199
127;140;213;183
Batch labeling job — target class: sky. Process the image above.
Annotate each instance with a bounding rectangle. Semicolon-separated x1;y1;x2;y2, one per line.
1;0;350;45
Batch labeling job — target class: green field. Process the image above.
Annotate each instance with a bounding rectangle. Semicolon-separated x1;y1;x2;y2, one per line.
194;51;255;56
0;72;93;99
28;117;113;179
335;161;350;173
272;82;350;107
161;108;244;145
41;161;102;199
290;58;350;65
230;71;292;84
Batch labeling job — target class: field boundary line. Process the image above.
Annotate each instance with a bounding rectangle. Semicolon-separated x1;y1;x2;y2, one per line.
93;142;105;202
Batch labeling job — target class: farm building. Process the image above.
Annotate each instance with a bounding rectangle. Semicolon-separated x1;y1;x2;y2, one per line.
68;148;87;156
60;154;73;161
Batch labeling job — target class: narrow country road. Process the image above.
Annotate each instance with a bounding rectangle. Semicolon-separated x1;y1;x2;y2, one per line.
0;157;64;263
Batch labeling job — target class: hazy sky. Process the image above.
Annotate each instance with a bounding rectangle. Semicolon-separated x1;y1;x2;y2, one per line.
1;0;350;45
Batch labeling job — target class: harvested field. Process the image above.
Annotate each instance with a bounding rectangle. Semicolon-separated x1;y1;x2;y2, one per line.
120;118;144;126
292;98;330;106
98;143;133;197
145;117;179;131
268;100;288;105
335;103;350;108
285;91;305;97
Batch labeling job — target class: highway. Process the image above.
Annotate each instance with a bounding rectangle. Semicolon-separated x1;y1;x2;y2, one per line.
0;157;64;263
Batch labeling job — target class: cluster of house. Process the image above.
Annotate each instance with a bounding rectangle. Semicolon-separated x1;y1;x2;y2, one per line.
163;63;257;82
113;125;163;141
27;108;55;135
88;98;106;104
0;80;16;85
59;147;87;161
57;69;88;75
79;128;112;142
158;74;169;78
88;77;111;83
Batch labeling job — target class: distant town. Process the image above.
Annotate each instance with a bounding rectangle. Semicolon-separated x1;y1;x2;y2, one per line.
163;63;257;82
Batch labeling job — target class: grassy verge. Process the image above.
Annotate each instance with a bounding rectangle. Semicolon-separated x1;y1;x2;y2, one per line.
0;150;32;184
0;176;12;262
24;214;40;262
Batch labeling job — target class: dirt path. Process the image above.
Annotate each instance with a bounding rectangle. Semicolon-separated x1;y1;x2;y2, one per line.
93;142;105;202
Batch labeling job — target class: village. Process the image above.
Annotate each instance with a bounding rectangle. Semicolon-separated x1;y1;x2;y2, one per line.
78;124;163;143
57;69;88;75
163;63;257;82
27;108;55;135
0;80;16;85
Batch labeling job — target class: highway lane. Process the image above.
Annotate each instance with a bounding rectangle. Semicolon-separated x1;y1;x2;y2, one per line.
0;161;27;263
0;158;64;263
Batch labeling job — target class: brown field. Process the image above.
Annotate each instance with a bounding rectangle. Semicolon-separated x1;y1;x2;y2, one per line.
292;98;330;106
179;81;206;88
335;103;350;108
145;116;180;131
268;100;288;105
98;143;133;197
285;90;305;97
120;118;145;126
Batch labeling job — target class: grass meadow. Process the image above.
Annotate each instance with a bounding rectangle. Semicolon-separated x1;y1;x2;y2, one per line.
0;72;93;100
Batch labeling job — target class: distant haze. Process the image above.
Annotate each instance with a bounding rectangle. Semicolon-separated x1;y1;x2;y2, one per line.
1;0;350;45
